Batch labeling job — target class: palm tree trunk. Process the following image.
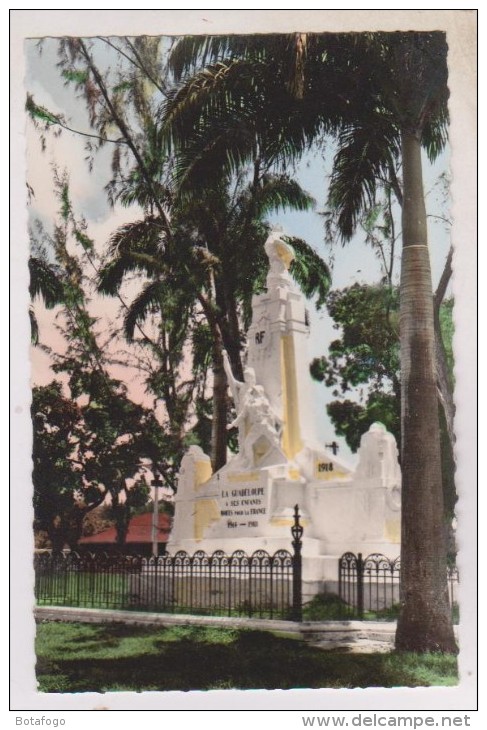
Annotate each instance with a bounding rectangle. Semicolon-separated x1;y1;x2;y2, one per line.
196;292;229;472
435;325;456;447
434;246;455;446
211;337;229;472
221;283;244;381
395;130;457;652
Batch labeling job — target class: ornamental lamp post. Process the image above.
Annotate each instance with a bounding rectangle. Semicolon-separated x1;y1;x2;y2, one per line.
151;471;163;557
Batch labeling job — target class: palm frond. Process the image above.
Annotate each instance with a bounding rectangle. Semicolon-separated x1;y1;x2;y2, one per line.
98;253;160;296
327;117;401;242
162;51;323;188
124;278;194;344
168;36;217;81
98;218;167;295
168;35;285;81
29;255;64;308
287;236;332;308
123;280;166;340
105;218;165;258
29;306;39;345
252;175;315;218
162;59;262;152
421;102;449;162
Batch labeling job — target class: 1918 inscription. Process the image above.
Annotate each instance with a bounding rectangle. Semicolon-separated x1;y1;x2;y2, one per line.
317;462;334;472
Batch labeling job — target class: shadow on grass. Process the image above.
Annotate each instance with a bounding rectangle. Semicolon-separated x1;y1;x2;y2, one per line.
36;621;458;693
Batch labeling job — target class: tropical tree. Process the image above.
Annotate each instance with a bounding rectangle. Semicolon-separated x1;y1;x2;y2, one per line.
32;378;159;550
32;381;94;552
29;176;175;546
370;34;455;653
162;31;456;652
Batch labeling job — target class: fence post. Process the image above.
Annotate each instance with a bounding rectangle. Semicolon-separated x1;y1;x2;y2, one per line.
291;504;303;622
356;552;364;619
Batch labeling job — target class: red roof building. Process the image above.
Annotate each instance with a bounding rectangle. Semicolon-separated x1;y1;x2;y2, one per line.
78;512;172;555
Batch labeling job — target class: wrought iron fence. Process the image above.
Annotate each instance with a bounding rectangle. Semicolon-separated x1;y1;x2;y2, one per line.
34;517;460;623
34;506;303;621
338;552;459;620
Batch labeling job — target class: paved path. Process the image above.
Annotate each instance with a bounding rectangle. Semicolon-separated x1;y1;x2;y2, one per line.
35;606;396;652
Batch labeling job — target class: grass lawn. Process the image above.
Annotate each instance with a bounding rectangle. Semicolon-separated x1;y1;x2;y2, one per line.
36;621;458;693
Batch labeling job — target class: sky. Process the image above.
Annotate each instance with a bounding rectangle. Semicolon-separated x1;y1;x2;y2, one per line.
24;35;454;466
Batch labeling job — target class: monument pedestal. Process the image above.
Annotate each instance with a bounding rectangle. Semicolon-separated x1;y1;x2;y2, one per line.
168;428;401;599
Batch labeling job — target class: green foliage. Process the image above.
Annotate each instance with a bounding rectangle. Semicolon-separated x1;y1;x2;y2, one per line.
32;382;90;552
31;377;165;549
113;80;133;94
327;394;400;453
288;236;331;309
302;593;348;621
363;604;401;621
439;297;455;386
28;250;65;343
59;183;71;221
324;284;400;390
61;69;88;84
73;229;95;252
312;283;454;458
158;500;175;516
25;93;60;126
81;504;116;537
310;284;400;452
163;32;448;229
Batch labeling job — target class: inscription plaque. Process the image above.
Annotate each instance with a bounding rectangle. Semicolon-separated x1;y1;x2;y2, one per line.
219;481;268;535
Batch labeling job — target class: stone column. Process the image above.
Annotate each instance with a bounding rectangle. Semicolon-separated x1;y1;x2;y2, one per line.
247;231;315;459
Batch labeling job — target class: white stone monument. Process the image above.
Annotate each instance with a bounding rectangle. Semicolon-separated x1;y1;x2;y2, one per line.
167;229;401;597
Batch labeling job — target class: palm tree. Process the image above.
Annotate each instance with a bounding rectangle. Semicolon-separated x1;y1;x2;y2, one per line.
163;31;456;652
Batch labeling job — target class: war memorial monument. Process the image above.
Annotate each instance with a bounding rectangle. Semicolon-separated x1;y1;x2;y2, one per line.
168;230;402;597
